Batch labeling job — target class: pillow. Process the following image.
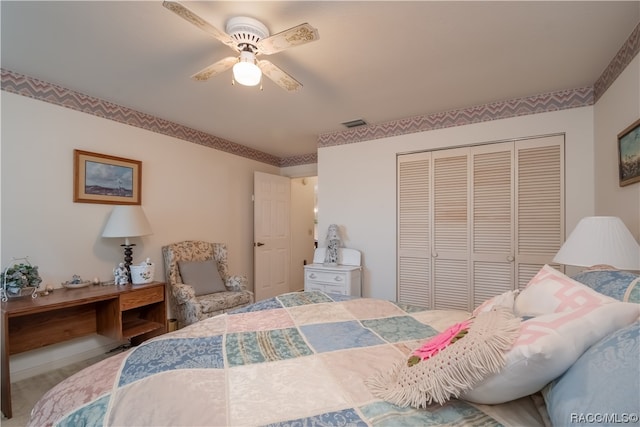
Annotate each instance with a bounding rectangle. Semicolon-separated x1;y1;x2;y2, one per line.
543;321;639;427
571;269;640;303
177;260;226;296
514;264;617;316
367;308;520;407
461;301;640;404
472;290;518;316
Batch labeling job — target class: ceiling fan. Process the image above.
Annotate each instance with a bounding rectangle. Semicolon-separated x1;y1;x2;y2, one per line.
163;1;319;92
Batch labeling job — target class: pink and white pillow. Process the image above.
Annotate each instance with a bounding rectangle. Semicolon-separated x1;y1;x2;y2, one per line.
462;265;640;405
514;264;617;316
462;301;639;404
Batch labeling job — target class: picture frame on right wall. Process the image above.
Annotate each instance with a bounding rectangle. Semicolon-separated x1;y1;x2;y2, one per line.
617;118;640;187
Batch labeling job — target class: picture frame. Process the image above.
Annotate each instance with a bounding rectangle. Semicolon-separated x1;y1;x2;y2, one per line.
617;118;640;187
73;149;142;204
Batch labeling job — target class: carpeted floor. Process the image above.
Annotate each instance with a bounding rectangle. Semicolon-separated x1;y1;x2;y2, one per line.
1;354;111;426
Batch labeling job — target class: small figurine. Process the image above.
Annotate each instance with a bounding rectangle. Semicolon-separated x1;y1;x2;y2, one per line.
70;274;83;284
323;224;341;266
113;263;129;285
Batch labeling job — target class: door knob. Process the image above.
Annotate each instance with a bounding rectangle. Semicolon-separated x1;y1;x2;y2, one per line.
255;242;265;247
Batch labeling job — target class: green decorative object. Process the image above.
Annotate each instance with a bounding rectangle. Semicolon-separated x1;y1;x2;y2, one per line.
1;257;42;302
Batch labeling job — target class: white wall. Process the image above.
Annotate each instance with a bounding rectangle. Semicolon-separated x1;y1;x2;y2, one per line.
2;92;279;379
594;54;640;239
318;107;595;301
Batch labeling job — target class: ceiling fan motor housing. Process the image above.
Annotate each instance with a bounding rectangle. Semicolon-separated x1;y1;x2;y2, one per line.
226;16;269;52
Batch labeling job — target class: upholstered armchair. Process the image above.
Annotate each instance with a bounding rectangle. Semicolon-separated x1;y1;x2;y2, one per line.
162;241;254;328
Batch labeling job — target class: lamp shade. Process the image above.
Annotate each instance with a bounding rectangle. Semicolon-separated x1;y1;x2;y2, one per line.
553;216;640;270
102;205;153;242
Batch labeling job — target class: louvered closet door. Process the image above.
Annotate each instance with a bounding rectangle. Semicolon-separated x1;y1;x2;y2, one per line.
470;142;514;309
397;135;564;308
432;148;470;310
397;153;431;307
515;135;564;288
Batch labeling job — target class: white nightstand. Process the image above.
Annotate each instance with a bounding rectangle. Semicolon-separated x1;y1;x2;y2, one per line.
304;248;362;296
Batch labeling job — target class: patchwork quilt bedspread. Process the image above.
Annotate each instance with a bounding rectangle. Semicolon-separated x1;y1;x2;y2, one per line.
29;291;544;426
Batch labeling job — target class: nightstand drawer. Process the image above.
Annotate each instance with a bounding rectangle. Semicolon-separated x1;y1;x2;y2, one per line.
306;281;348;295
305;270;348;283
303;264;362;297
120;285;164;311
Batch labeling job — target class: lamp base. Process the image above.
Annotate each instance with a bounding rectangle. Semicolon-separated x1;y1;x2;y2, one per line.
122;243;136;272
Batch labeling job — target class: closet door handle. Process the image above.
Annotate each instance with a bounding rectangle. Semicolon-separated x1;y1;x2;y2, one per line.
432;252;439;258
507;255;515;262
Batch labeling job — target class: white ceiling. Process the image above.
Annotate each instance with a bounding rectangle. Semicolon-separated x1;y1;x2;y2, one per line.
2;1;638;160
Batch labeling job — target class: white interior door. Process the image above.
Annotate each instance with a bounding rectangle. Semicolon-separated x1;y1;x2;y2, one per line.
254;172;291;301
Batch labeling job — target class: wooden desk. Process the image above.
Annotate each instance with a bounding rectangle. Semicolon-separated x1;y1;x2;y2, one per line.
1;282;166;418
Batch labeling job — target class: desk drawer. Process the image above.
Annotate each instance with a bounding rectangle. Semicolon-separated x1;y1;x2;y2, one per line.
120;286;164;311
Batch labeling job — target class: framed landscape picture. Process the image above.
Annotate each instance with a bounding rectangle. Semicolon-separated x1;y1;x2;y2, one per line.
74;149;142;204
617;118;640;187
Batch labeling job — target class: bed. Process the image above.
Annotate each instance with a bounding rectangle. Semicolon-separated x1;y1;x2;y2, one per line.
28;266;639;427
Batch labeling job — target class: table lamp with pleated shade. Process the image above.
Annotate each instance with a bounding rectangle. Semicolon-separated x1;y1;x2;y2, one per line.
553;216;640;270
102;205;153;271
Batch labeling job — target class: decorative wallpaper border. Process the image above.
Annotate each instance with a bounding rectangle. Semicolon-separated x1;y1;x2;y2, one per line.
594;22;640;102
318;87;594;147
1;20;637;165
319;22;639;148
0;69;282;167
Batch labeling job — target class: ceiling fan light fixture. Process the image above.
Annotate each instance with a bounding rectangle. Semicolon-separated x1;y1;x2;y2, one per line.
233;50;261;86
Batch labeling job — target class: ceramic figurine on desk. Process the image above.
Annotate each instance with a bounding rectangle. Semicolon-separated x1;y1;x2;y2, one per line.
113;263;129;285
323;224;341;266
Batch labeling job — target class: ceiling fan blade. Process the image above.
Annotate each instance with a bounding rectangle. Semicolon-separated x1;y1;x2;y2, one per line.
191;57;237;81
257;23;319;55
258;60;302;92
163;1;236;50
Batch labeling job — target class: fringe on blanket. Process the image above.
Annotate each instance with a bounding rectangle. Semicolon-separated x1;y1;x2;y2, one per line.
366;307;520;407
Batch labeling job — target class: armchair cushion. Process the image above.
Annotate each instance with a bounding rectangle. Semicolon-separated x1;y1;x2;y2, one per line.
199;290;253;315
178;259;226;296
